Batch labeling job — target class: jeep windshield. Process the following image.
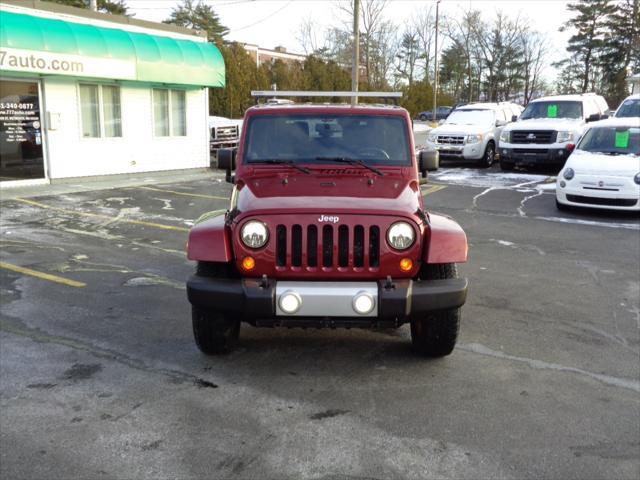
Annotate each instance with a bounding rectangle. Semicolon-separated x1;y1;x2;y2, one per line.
243;114;411;166
577;126;640;156
521;101;583;120
443;109;495;127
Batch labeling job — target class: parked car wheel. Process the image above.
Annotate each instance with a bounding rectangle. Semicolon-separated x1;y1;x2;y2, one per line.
419;114;428;121
479;142;495;168
500;160;515;171
410;263;460;357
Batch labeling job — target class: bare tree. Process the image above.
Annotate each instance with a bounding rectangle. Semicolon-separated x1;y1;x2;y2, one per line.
335;0;390;85
521;29;549;103
412;6;435;83
297;16;325;55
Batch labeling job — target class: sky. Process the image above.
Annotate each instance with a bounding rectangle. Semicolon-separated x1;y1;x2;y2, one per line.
126;0;575;81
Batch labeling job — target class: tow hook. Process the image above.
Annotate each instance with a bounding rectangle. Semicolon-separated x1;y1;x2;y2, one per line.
259;274;269;289
384;276;395;291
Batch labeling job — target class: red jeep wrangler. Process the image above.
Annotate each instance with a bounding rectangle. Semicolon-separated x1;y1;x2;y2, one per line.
187;92;468;356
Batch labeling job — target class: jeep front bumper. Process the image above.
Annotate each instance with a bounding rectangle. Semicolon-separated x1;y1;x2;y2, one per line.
187;276;468;327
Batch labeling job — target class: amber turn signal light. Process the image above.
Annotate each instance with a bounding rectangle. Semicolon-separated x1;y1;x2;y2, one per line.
399;258;413;272
242;256;256;271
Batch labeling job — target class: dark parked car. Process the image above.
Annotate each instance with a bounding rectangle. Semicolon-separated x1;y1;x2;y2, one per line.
418;106;452;122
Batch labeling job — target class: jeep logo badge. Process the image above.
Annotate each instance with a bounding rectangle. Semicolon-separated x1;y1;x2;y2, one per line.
526;133;536;140
318;215;339;223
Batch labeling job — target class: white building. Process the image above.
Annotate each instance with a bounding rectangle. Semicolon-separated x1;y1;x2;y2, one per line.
0;0;225;186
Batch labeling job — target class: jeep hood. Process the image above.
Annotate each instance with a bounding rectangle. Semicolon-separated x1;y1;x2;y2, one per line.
235;173;422;217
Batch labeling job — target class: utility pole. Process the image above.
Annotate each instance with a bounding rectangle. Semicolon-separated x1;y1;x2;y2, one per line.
351;0;360;105
89;0;97;11
432;0;441;124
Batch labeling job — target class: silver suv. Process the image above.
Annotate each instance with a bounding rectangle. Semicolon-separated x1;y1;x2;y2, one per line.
498;93;609;170
426;102;523;168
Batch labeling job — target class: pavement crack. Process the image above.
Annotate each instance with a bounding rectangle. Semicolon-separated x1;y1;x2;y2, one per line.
0;317;217;389
459;342;640;393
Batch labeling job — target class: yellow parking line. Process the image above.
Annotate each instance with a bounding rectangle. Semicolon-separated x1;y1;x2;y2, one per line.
135;186;228;200
422;185;447;196
13;198;189;232
0;262;86;288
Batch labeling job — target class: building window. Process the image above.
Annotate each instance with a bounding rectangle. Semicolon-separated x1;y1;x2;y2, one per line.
153;88;186;137
79;84;122;138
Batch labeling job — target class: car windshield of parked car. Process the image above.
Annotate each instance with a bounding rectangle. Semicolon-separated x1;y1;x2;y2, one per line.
577;126;640;155
614;99;640;118
521;101;583;120
443;109;495;127
243;114;411;166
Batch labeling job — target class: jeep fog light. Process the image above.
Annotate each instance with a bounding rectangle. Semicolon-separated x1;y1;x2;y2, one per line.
399;258;413;272
352;291;375;315
241;221;269;248
279;291;301;314
387;222;415;250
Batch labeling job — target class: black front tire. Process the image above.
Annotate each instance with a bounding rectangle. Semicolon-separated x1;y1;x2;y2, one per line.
410;263;461;357
555;199;570;211
500;160;515;171
192;306;240;354
419;114;428;121
479;142;495;168
192;262;240;354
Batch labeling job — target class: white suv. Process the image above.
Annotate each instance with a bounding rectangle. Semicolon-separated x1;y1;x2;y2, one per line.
498;93;609;171
426;102;522;168
614;94;640;118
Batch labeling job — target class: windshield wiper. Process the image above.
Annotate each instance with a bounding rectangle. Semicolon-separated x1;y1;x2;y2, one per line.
315;157;384;176
250;159;311;174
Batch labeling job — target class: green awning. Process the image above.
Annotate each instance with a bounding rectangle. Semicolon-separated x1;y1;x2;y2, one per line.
0;10;225;87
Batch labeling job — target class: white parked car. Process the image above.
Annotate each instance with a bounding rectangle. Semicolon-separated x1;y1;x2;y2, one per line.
614;94;640;118
426;102;522;168
499;93;609;171
556;118;640;211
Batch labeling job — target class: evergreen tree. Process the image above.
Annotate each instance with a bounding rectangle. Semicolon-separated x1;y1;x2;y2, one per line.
44;0;128;15
560;0;617;92
164;0;228;43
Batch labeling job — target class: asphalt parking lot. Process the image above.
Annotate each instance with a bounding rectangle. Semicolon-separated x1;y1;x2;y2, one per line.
1;165;639;480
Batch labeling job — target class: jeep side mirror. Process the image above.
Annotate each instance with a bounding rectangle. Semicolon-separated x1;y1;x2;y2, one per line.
419;149;439;176
586;113;601;123
217;148;237;183
511;115;518;122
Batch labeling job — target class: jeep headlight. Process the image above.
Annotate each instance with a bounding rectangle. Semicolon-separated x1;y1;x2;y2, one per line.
427;133;438;143
466;134;482;144
556;131;574;143
241;220;269;249
499;130;510;143
387;222;415;250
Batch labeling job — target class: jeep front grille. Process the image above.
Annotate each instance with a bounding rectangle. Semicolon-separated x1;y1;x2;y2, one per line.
511;130;557;144
276;224;380;270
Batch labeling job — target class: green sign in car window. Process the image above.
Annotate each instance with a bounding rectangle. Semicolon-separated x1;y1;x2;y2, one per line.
615;130;630;149
547;104;558;118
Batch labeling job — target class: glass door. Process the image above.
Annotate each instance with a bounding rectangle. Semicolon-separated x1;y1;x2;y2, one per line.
0;79;45;181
